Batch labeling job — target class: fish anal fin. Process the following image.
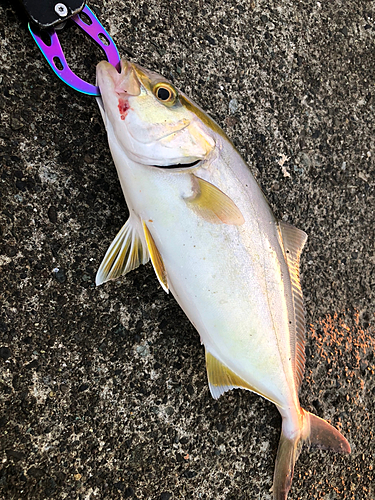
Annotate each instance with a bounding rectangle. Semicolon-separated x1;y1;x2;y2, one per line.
184;175;244;226
142;221;169;293
278;221;308;390
206;351;277;404
96;215;150;286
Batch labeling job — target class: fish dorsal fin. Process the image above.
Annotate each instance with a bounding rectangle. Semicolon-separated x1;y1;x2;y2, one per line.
184;174;244;225
206;351;277;404
278;221;308;390
142;221;169;293
96;215;150;286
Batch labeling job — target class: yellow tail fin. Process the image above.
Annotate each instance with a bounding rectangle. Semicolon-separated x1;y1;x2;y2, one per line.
273;409;350;500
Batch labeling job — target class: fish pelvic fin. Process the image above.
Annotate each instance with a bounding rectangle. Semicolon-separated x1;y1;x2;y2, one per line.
142;221;169;293
273;409;350;500
184;174;244;225
96;215;150;286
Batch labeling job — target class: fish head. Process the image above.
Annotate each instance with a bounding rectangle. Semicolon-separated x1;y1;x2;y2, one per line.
96;59;216;167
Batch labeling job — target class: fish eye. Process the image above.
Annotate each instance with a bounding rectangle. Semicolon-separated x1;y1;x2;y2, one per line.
157;87;171;100
154;83;177;105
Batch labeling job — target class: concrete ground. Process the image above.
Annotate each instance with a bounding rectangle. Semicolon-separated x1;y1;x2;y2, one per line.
0;0;374;498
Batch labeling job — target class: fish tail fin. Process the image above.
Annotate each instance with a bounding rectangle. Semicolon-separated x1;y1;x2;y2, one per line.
272;409;350;500
306;410;351;453
272;427;300;500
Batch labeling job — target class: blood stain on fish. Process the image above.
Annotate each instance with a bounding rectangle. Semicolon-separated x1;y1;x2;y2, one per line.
118;98;130;120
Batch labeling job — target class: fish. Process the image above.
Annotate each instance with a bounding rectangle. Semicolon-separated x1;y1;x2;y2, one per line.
95;58;351;499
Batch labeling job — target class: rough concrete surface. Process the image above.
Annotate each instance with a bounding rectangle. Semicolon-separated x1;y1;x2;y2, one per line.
0;0;374;498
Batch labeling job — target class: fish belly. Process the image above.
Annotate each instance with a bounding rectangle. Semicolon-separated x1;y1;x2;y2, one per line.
165;206;293;409
111;145;298;412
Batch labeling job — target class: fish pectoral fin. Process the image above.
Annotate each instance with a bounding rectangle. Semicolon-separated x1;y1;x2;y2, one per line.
142;221;169;293
205;351;276;403
277;221;308;390
96;215;150;286
184;174;244;225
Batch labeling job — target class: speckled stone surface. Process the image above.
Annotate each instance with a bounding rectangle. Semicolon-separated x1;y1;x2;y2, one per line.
0;0;374;499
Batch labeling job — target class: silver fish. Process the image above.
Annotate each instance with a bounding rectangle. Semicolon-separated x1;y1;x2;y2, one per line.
95;59;350;499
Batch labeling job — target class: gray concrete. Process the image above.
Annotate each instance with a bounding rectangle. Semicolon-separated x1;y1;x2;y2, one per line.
0;0;374;498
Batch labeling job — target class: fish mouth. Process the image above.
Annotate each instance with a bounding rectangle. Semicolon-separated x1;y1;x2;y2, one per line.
97;59;141;98
152;159;202;169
